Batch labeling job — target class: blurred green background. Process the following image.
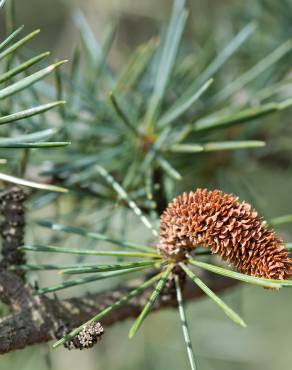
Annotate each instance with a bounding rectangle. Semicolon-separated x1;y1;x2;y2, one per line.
1;1;292;370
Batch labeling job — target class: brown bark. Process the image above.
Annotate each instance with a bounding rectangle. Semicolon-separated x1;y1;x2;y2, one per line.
0;187;26;279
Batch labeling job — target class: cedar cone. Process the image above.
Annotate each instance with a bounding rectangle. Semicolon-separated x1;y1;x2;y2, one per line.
159;188;292;280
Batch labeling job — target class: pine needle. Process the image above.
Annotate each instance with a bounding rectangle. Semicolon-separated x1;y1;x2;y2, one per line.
21;244;160;259
174;275;197;370
109;91;139;136
128;264;173;338
189;259;292;288
60;259;164;275
96;165;158;237
0;172;68;193
37;221;155;252
36;267;149;295
180;263;246;327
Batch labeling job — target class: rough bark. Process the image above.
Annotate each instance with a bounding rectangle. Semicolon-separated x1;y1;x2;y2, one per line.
0;187;26;279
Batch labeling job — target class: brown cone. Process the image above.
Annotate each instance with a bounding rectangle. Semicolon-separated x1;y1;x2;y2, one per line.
159;188;292;280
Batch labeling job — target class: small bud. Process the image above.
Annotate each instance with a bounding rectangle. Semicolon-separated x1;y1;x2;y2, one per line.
76;322;104;349
55;322;104;350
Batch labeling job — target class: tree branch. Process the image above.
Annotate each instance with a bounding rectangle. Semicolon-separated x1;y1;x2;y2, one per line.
0;268;237;354
0;187;26;279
